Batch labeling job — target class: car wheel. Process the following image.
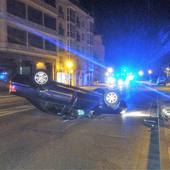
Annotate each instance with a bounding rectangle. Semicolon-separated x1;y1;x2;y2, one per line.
104;90;120;109
33;70;49;86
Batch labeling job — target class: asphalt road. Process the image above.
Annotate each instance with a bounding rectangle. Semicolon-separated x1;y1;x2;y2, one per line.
0;86;162;170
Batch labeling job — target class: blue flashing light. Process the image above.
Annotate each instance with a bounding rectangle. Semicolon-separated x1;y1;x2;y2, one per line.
2;72;7;75
0;74;5;80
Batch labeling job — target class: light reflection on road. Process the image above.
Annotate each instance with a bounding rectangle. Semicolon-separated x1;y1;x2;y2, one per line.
121;110;151;118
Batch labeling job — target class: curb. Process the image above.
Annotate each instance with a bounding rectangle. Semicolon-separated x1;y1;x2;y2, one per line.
159;119;170;170
157;98;170;169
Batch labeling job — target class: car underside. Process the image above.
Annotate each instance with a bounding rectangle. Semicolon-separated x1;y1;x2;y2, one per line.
9;70;127;119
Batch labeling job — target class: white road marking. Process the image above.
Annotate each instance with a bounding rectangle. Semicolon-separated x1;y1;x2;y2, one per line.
0;105;35;118
0;94;16;98
63;120;70;123
168;147;170;160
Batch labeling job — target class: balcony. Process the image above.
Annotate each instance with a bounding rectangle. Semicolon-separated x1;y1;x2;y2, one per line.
29;0;57;15
5;13;58;38
0;42;57;59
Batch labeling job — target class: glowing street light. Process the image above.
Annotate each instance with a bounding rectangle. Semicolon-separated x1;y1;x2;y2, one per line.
166;67;170;77
148;69;153;75
105;72;109;77
166;67;170;71
66;60;73;68
138;70;144;76
107;67;113;73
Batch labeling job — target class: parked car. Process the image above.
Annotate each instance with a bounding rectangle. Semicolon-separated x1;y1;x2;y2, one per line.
161;102;170;120
156;76;167;86
9;70;127;118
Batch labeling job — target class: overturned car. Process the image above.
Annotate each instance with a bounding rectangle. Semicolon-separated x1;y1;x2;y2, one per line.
9;70;127;118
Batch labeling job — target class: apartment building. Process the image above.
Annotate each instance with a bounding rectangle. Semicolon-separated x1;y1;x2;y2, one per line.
93;35;105;83
0;0;94;86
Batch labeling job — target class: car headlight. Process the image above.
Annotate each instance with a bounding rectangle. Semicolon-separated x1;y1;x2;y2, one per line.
162;108;168;114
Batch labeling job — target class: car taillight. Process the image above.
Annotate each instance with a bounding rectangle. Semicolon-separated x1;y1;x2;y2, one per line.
9;82;16;93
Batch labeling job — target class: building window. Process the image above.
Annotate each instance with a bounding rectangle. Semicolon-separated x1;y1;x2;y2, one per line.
7;0;26;19
58;23;64;36
58;5;64;19
81;20;85;27
90;22;94;33
76;31;81;42
44;14;56;30
7;26;26;46
76;16;80;28
67;24;75;38
90;35;93;45
81;47;85;54
76;45;80;52
82;33;85;41
69;40;75;50
28;6;43;25
45;40;56;52
58;40;65;52
43;0;56;7
28;33;43;49
87;33;90;45
67;8;76;23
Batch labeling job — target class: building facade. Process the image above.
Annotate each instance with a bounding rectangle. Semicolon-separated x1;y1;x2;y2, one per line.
0;0;94;86
93;35;105;83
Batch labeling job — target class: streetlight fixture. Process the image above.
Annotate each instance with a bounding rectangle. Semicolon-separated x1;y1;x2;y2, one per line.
138;70;144;76
148;69;153;75
107;67;113;73
166;67;170;71
66;60;73;69
166;67;170;77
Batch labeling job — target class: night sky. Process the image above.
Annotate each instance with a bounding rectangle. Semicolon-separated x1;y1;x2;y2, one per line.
80;0;170;70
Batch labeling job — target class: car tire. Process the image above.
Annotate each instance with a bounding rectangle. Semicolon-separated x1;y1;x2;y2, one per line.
103;90;120;110
33;70;49;86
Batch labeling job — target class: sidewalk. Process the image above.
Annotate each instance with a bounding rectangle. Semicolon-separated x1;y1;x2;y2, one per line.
160;119;170;169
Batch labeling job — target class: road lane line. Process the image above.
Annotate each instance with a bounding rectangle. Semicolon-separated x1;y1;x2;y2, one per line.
63;120;70;123
0;105;35;118
0;95;15;98
157;95;161;170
